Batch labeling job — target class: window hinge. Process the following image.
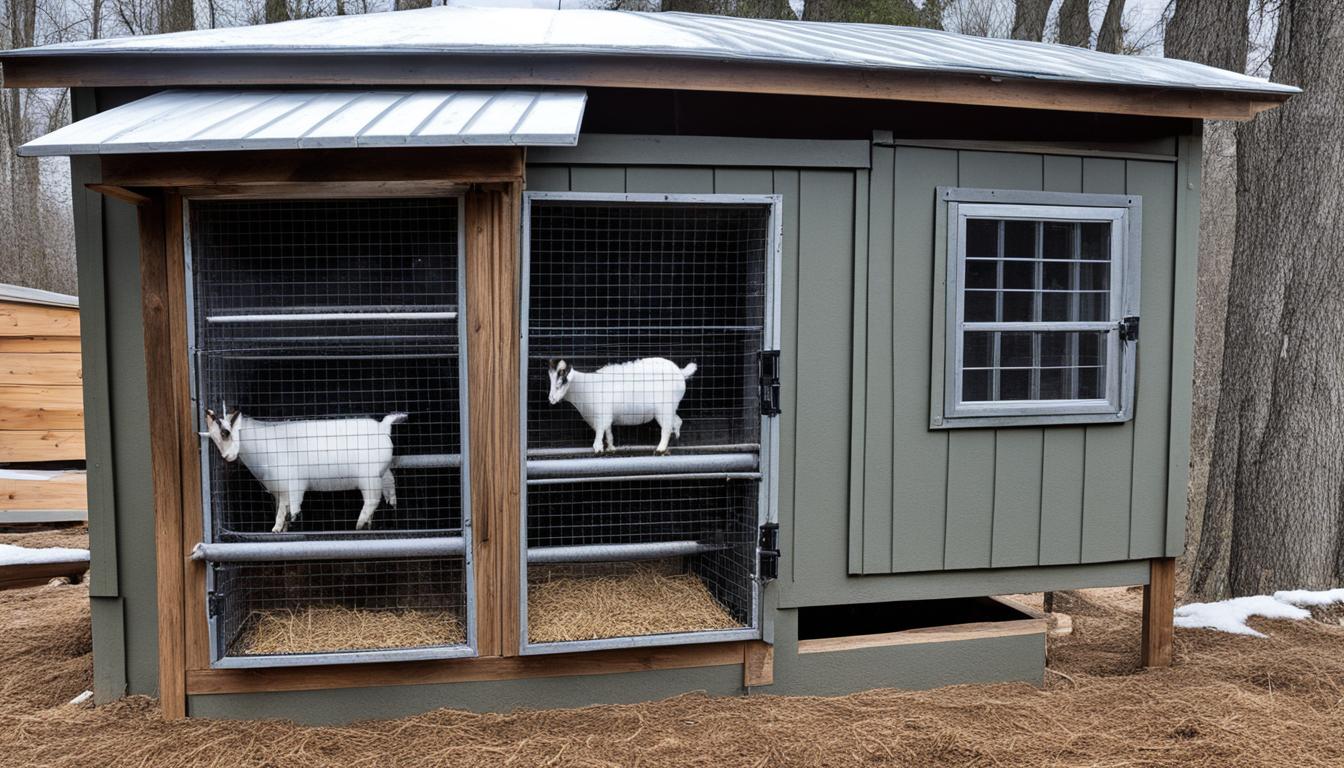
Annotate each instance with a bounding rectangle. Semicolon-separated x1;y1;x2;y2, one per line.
759;350;782;416
757;523;780;583
1119;316;1140;342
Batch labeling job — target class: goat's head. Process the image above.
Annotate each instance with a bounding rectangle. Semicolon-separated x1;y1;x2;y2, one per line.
547;359;572;405
203;403;243;463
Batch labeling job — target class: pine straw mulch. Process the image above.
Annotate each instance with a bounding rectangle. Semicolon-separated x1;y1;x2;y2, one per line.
527;563;743;643
241;606;466;655
5;581;1344;767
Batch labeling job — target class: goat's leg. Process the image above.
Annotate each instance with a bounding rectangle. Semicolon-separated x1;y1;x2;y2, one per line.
272;492;290;533
288;487;306;523
654;414;673;455
592;418;611;454
381;468;398;507
604;426;616;452
355;483;381;530
673;414;683;439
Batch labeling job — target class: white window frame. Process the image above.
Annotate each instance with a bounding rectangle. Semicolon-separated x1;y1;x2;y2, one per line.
935;187;1142;429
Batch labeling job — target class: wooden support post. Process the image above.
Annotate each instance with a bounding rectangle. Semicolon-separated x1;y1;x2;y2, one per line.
465;180;522;657
1141;557;1175;668
743;641;774;688
139;194;188;719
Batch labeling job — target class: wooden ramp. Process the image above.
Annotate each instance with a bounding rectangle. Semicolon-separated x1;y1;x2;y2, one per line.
0;285;87;525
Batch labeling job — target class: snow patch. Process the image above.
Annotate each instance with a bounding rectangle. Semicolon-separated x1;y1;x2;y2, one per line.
1174;595;1312;637
0;544;90;567
1272;588;1344;607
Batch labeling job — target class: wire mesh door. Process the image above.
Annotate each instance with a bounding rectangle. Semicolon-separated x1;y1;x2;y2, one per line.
521;192;782;654
187;196;473;667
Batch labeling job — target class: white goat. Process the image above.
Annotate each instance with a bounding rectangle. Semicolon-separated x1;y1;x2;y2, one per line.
547;357;697;455
203;404;407;533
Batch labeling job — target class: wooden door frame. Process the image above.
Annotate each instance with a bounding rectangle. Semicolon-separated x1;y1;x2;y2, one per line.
127;148;769;716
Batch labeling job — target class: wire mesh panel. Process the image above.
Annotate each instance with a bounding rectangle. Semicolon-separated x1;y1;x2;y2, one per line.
521;193;778;652
214;557;468;661
188;196;471;665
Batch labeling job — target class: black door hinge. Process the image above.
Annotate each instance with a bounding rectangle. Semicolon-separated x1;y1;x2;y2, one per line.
759;350;782;416
758;522;780;583
1119;316;1140;342
207;591;222;618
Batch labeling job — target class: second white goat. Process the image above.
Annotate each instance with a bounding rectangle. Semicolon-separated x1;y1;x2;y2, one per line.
547;357;697;455
203;404;407;532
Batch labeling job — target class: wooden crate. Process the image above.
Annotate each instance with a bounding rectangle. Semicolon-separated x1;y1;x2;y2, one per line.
0;298;85;465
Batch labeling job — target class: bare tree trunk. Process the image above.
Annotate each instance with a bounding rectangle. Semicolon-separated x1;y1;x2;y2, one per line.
1010;0;1050;41
1094;0;1125;53
1164;0;1252;597
158;0;193;32
1197;0;1344;599
265;0;289;23
1056;0;1091;46
804;0;938;26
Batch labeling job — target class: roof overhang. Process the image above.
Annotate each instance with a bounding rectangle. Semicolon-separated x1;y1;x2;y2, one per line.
0;53;1288;122
19;87;587;156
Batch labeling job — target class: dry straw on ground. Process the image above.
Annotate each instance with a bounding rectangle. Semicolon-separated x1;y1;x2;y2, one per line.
240;606;466;655
527;563;743;643
5;579;1344;767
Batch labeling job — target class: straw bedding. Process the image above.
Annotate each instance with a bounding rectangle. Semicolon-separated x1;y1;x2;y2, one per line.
6;579;1344;767
527;563;743;643
239;606;466;655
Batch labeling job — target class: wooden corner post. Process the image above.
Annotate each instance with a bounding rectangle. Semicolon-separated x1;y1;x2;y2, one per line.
465;180;523;657
1141;557;1175;667
139;191;188;719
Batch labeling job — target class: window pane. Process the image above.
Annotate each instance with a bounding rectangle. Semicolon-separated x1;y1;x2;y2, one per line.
1078;365;1105;399
962;369;992;401
1077;292;1109;321
1042;222;1074;260
999;369;1031;400
1079;332;1103;366
1000;332;1033;368
1001;291;1035;322
1039;331;1072;367
1042;261;1072;291
963;331;993;368
965;290;998;322
1003;220;1036;259
1078;262;1110;291
1039;368;1067;399
1080;222;1111;260
1041;291;1074;322
1002;260;1035;290
966;259;998;289
966;219;999;259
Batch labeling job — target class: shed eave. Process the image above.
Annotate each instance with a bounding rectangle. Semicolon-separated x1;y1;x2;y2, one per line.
0;53;1293;123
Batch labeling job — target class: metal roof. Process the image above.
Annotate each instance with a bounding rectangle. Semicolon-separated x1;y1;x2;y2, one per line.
19;88;587;156
2;7;1297;98
0;282;78;308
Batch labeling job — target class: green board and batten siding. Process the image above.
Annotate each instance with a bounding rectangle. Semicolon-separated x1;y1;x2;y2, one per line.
848;140;1193;579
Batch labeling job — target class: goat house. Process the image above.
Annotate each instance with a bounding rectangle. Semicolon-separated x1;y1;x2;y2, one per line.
0;7;1295;721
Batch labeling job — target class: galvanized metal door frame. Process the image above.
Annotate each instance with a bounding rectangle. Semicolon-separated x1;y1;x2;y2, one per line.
184;192;478;669
518;190;783;656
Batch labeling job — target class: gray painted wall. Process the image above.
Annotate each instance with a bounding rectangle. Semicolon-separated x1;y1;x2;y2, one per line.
75;118;1197;705
848;143;1191;578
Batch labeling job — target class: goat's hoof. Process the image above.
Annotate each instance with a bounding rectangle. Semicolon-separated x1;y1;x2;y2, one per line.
655;449;668;456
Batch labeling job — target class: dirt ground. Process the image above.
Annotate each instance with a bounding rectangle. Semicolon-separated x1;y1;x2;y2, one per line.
2;534;1343;767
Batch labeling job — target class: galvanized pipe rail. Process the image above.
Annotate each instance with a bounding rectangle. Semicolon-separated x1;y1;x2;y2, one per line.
525;452;758;481
526;540;723;564
190;536;466;562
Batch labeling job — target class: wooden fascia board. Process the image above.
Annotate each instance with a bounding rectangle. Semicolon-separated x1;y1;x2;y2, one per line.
0;54;1290;121
98;147;523;188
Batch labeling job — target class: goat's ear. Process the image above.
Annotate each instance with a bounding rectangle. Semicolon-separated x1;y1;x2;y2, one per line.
204;409;216;425
226;411;241;429
547;358;557;371
556;360;567;372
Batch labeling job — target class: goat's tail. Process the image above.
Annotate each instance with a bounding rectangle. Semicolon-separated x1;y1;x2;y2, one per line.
381;412;410;432
680;362;698;379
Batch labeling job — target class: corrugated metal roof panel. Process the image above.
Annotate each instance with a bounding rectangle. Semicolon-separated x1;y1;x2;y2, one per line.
18;87;587;156
6;7;1297;98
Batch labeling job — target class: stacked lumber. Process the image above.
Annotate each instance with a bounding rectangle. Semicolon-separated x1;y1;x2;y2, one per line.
0;286;86;524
